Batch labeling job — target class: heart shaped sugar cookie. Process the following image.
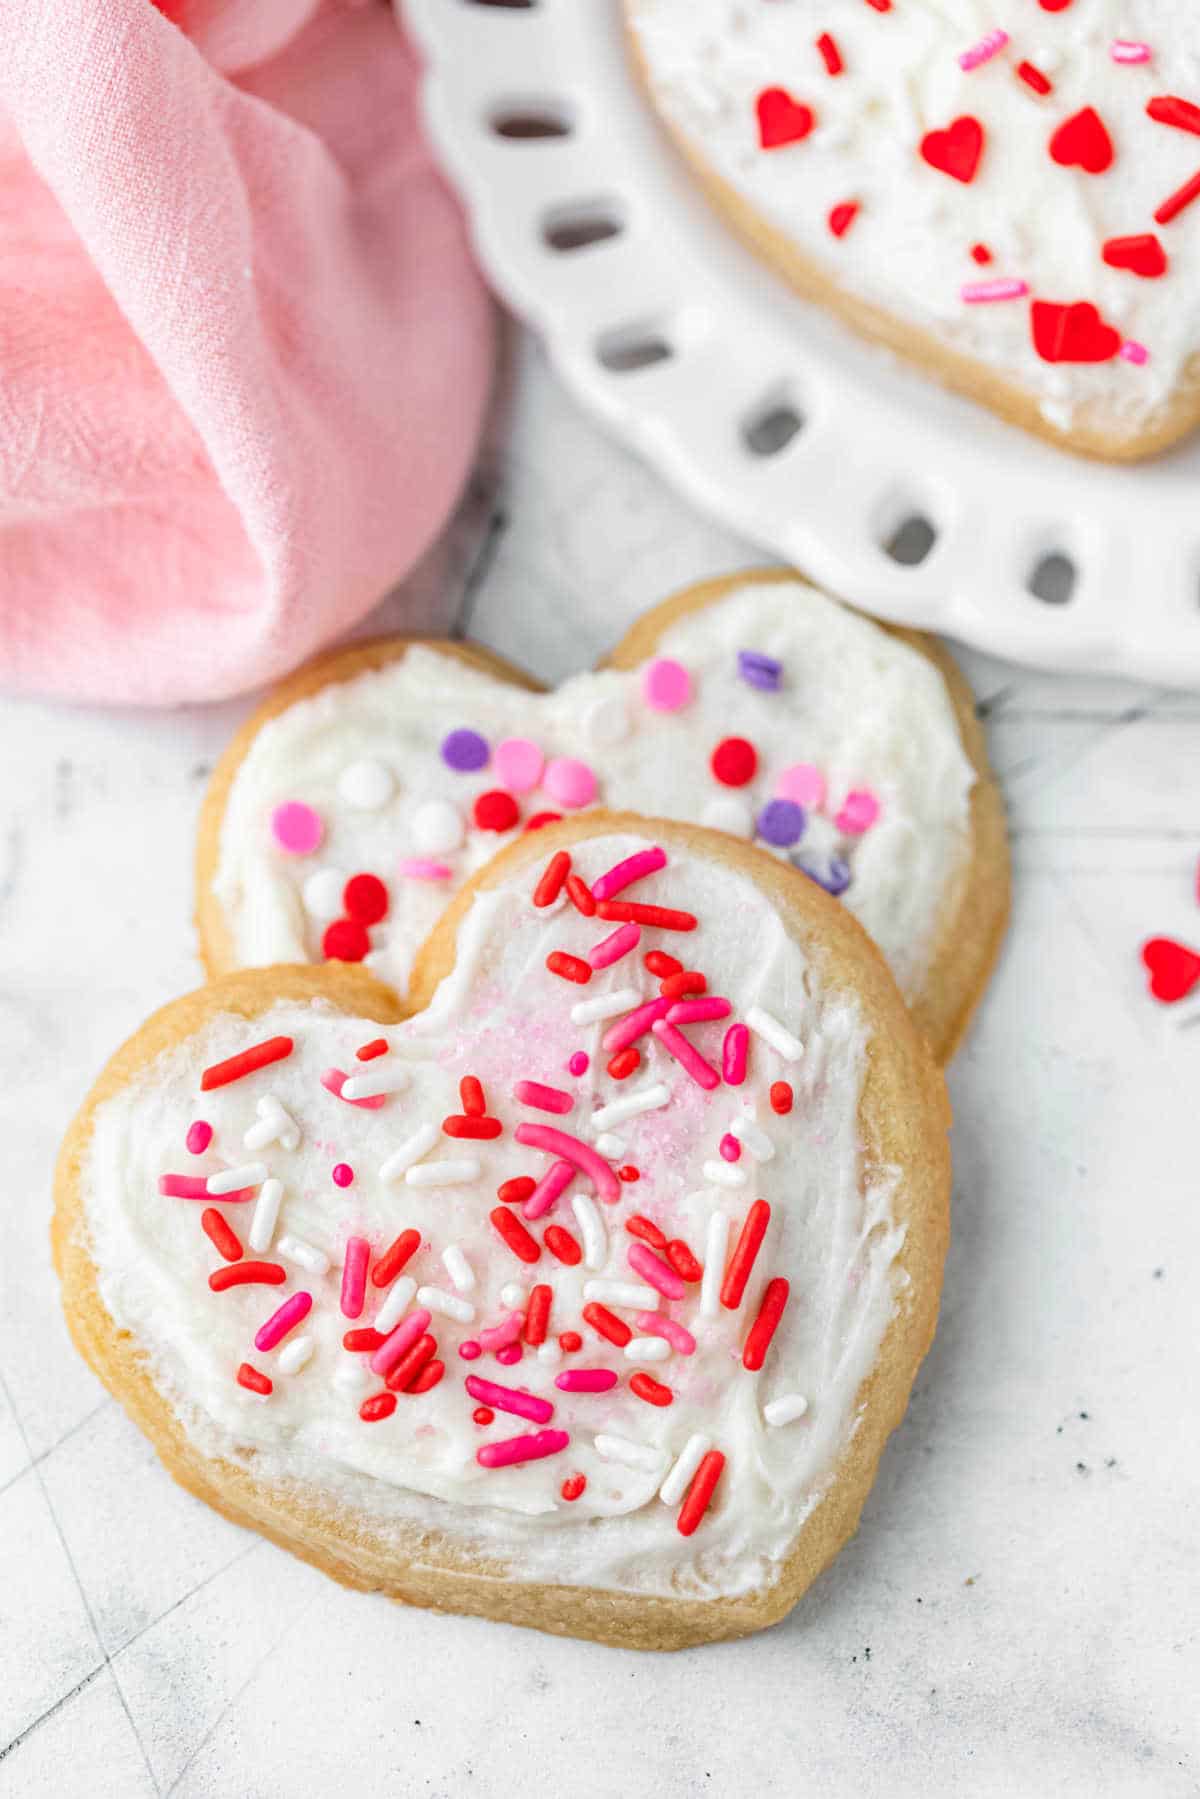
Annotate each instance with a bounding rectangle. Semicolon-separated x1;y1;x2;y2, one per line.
624;0;1200;459
57;818;950;1648
198;571;1008;1064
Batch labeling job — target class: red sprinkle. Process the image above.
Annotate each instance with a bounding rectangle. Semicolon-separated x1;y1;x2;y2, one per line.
1016;60;1053;96
561;1473;587;1502
769;1081;794;1115
360;1391;397;1422
201;1208;242;1262
209;1260;287;1292
743;1277;791;1371
546;951;592;984
625;1214;668;1251
237;1363;272;1396
201;1035;293;1092
524;1283;552;1346
372;1228;421;1287
343;873;388;925
710;737;758;787
407;1359;445;1395
344;1328;385;1352
828;200;859;239
460;1075;486;1117
473;1406;496;1426
544;1225;583;1266
497;1176;537;1207
630;1373;674;1408
676;1449;726;1537
1147;96;1200;138
665;1239;704;1284
565;873;597;917
970;243;993;265
1155;168;1200;227
385;1332;438;1392
474;790;520;833
644;951;682;978
558;1331;582;1353
443;1114;504;1140
659;970;706;1001
322;918;369;963
606;1047;641;1081
533;850;571;908
816;31;842;76
863;0;891;10
524;811;563;832
490;1207;542;1264
356;1037;389;1061
721;1200;772;1310
582;1302;632;1347
594;901;697;932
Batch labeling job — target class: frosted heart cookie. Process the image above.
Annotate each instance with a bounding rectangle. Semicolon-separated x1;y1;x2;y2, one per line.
624;1;1200;459
197;570;1008;1062
58;818;950;1649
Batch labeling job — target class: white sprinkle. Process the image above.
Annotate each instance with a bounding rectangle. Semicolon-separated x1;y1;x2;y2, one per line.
580;690;629;749
702;1159;747;1189
746;1005;803;1062
583;1279;659;1311
536;1340;563;1366
342;1067;409;1101
334;1353;371;1393
764;1393;809;1427
570;987;641;1027
443;1244;476;1293
374;1276;417;1334
379;1122;438;1181
206;1161;268;1195
410;797;464;855
416;1285;476;1324
247;1177;283;1253
243;1094;299;1151
593;1132;626;1158
302;867;347;920
595;1434;662;1471
500;1282;526;1309
731;1116;775;1162
572;1192;607;1270
624;1336;671;1363
278;1335;314;1375
406;1157;481;1188
701;795;753;838
700;1213;730;1319
590;1081;671;1133
338;757;394;810
276;1233;330;1278
659;1433;712;1506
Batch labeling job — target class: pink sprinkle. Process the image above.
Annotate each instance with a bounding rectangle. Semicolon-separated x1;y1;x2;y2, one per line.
255;1291;313;1353
477;1429;569;1469
719;1132;742;1163
370;1307;432;1376
666;996;731;1025
543;758;597;809
494;737;545;794
777;763;825;809
961;278;1030;303
465;1375;554;1424
1111;40;1151;64
332;1162;354;1188
459;1340;482;1361
641;658;692;712
636;1311;696;1355
590;846;668;902
601;995;672;1056
554;1368;619;1393
628;1241;687;1300
515;1122;620;1202
651;1019;721;1091
1120;340;1150;365
270;801;323;856
958;27;1008;72
588;921;641;969
479;1310;524;1353
321;1067;388;1110
398;858;452;882
567;1051;590;1077
722;1023;749;1086
514;1080;574;1115
340;1237;369;1319
186;1121;212;1155
834;789;881;834
159;1174;253;1202
522;1158;574;1221
496;1343;523;1366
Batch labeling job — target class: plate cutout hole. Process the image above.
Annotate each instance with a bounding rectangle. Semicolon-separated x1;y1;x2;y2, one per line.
881;512;938;568
1027;550;1077;606
489;101;572;141
596;322;673;373
541;201;624;253
741;396;805;457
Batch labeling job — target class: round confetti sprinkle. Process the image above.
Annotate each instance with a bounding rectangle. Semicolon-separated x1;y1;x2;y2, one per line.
337;758;394;810
568;1051;590;1077
473;789;520;832
302;867;347;919
494;737;545;794
458;1340;482;1361
701;795;754;837
186;1120;213;1155
271;801;323;855
641;657;692;712
618;1164;640;1183
322;918;370;962
523;810;563;832
410;799;464;855
441;728;489;773
543;758;597;809
581;691;629;748
472;1406;495;1426
711;737;758;787
737;649;783;691
834;790;880;834
770;1081;794;1116
776;763;826;809
757;799;806;848
332;1163;354;1188
719;1132;742;1162
496;1343;522;1366
561;1473;587;1502
343;873;388;925
558;1331;582;1353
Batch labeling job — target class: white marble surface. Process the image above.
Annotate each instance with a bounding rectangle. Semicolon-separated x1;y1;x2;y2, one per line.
2;331;1198;1798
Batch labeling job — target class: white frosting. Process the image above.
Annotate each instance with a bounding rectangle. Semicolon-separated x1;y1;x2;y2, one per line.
85;833;910;1601
626;0;1200;432
212;581;975;1000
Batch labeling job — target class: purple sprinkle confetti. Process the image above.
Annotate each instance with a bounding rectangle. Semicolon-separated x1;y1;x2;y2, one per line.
757;799;806;847
441;728;490;773
737;650;783;692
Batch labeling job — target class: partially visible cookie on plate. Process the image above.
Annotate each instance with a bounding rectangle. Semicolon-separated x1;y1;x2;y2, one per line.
58;817;951;1648
624;0;1200;459
197;570;1008;1062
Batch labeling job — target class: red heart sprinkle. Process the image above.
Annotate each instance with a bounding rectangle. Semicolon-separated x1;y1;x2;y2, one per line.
1049;106;1115;174
1030;300;1121;365
920;116;984;184
1102;233;1168;279
828;201;859;238
756;88;815;151
1038;0;1074;10
1141;938;1200;1004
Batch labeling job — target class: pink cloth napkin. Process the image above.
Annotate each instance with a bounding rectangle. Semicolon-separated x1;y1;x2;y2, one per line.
0;0;493;705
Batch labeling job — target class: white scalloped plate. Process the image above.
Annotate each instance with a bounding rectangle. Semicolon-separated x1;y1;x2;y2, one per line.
405;0;1200;686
